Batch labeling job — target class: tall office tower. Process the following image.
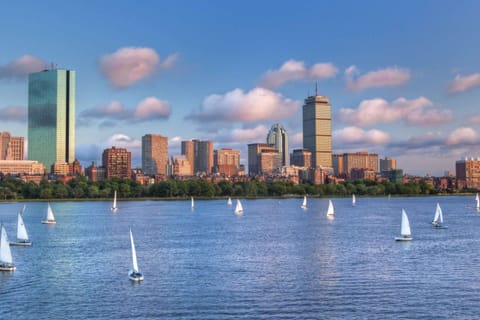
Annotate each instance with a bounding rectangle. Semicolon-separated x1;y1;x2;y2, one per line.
102;146;131;179
214;148;240;176
181;139;214;174
196;140;214;174
0;131;24;160
28;68;75;171
332;154;344;177
247;143;277;175
380;156;397;172
302;89;332;168
181;140;195;175
142;134;168;175
266;123;289;166
291;149;312;168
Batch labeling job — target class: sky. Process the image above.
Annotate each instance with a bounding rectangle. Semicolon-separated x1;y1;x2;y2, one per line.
1;0;480;176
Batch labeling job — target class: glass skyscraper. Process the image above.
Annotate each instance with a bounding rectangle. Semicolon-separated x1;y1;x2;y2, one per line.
28;69;75;172
266;123;289;166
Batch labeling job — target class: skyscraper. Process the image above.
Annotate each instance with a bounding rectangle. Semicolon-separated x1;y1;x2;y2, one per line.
302;90;332;168
28;68;75;171
142;134;168;175
181;140;195;175
0;131;24;160
266;123;289;166
181;139;214;175
102;146;131;179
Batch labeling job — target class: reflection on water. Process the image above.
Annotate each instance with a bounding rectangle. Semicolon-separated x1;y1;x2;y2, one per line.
0;196;480;319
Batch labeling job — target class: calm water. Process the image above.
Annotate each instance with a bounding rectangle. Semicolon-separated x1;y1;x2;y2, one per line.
1;196;480;319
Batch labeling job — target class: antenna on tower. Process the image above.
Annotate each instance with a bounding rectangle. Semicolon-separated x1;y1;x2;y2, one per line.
315;81;318;96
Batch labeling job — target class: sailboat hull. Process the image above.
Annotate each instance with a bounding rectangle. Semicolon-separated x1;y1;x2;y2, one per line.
128;270;144;281
395;236;412;241
9;240;32;246
0;263;16;271
111;207;118;212
41;220;56;224
432;225;448;229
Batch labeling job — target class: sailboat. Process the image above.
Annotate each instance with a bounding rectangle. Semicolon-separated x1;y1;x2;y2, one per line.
235;199;243;215
432;203;447;229
352;194;356;206
227;197;232;206
41;203;56;224
191;197;195;209
301;196;307;209
128;228;144;282
10;209;32;246
395;209;412;241
326;199;334;217
0;224;16;271
111;190;118;212
476;193;479;211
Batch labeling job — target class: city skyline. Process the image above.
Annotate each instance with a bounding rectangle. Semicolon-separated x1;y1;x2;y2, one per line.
1;1;480;176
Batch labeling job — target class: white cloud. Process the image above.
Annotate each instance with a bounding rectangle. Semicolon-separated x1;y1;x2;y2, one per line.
448;73;480;93
0;106;27;122
0;55;47;79
333;126;391;145
99;47;177;88
230;125;269;142
186;87;301;123
133;97;171;119
446;127;478;145
338;96;452;127
259;60;337;89
345;65;411;91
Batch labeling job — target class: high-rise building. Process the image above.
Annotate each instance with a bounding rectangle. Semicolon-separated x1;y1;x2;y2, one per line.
247;143;277;175
0;131;24;160
181;139;214;175
28;68;75;171
456;158;480;189
335;152;379;179
214;148;240;176
102;146;131;179
266;123;289;166
142;134;168;175
258;151;282;174
380;157;397;172
291;149;312;168
302;90;332;168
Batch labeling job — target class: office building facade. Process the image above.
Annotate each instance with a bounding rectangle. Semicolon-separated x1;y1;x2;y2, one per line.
0;131;24;160
102;147;131;179
142;134;168;175
302;92;332;168
266;123;289;166
214;148;240;176
28;69;75;171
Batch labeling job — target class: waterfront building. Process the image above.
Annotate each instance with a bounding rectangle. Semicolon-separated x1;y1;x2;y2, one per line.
456;158;480;190
258;151;282;174
247;143;277;175
85;161;105;182
381;169;404;183
0;160;45;175
181;139;214;175
0;131;24;160
142;134;168;175
302;89;332;168
28;68;75;172
170;155;192;176
380;157;397;172
102;147;131;179
290;149;312;168
214;148;240;176
266;123;289;166
334;152;379;179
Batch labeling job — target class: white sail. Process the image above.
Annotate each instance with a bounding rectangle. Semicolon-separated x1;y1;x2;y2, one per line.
301;196;307;209
46;203;55;221
235;199;243;214
401;209;411;236
352;194;356;206
0;225;13;265
227;197;232;206
112;191;118;210
130;228;139;273
327;200;334;216
433;203;443;224
476;193;479;209
17;212;29;242
191;197;194;209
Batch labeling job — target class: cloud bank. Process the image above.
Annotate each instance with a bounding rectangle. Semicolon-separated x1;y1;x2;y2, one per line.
345;66;411;91
448;73;480;93
0;106;27;122
186;87;301;123
333;126;391;146
0;55;47;80
338;97;452;127
99;47;178;88
259;60;337;89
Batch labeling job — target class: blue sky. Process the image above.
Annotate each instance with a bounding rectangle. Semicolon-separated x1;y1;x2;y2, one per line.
1;0;480;176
